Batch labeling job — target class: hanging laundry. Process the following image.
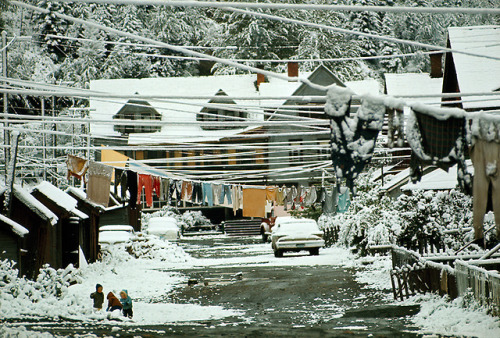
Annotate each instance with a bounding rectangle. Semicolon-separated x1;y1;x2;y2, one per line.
137;174;153;208
66;154;88;181
152;176;161;198
299;185;308;207
275;186;286;206
325;86;384;193
219;184;233;205
321;188;338;215
212;184;222;205
337;187;350;213
284;187;294;210
127;170;138;208
191;182;203;204
304;186;318;206
266;186;277;203
160;177;169;201
181;181;193;201
87;161;113;207
406;106;471;194
232;185;242;215
202;183;214;207
470;137;500;242
242;188;267;218
169;179;180;205
114;168;124;197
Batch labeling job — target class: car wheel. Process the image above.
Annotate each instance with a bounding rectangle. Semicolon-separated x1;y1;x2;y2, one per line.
309;248;319;256
274;249;284;258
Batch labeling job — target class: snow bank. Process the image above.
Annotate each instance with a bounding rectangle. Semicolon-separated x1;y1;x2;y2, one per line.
0;235;243;325
408;294;500;338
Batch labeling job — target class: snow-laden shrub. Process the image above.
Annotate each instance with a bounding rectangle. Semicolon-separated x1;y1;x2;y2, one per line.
180;210;212;230
0;259;85;319
142;206;212;232
125;236;191;262
324;171;476;255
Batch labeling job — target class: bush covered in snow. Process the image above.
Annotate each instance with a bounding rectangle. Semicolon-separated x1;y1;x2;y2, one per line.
0;259;84;319
142;206;213;232
323;173;475;255
125;235;191;262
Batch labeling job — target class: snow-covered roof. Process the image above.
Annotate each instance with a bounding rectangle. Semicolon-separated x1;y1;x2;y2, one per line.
0;214;29;237
384;73;443;105
401;161;474;191
448;25;500;109
32;182;89;220
10;185;59;225
345;79;381;96
380;167;411;191
90;73;307;145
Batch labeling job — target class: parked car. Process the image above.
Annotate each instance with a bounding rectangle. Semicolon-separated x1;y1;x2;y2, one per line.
98;225;136;245
146;217;181;240
270;218;325;257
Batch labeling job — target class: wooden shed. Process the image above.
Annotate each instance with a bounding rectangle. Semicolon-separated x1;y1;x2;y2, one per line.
0;214;29;272
66;186;104;263
0;184;59;279
31;182;89;268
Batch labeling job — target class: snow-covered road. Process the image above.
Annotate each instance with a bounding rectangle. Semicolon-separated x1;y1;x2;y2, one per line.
2;234;500;337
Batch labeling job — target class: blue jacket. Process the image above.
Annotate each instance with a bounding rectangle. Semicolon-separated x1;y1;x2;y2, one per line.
120;290;133;310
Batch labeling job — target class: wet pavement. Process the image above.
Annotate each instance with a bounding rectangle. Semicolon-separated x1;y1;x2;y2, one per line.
18;235;423;337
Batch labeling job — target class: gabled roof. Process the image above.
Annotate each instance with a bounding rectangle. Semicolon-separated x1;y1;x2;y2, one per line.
447;25;500;109
114;99;161;118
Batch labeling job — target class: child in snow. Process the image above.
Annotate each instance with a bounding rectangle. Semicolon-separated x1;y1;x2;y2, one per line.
106;292;123;312
119;290;133;318
90;284;104;311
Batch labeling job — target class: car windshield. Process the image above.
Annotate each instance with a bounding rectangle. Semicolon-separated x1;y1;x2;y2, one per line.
277;221;319;233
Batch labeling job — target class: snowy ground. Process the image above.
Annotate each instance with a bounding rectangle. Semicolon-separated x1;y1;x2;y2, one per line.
1;234;500;337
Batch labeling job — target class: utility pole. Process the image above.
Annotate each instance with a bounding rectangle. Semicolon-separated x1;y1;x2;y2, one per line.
41;98;47;181
6;131;20;218
52;96;56;160
2;31;9;180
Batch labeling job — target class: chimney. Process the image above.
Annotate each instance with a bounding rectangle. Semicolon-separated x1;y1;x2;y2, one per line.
430;53;443;78
256;64;267;90
288;61;299;81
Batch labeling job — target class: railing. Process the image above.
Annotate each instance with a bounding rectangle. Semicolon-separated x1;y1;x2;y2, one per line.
455;260;500;316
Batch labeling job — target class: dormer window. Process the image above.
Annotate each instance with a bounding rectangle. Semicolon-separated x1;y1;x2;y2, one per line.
197;89;247;130
113;99;162;134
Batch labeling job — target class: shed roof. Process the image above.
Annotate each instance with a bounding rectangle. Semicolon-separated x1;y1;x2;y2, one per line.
32;182;89;220
11;185;59;225
0;214;29;237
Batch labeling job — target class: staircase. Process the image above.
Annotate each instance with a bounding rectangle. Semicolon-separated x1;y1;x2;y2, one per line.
223;219;262;237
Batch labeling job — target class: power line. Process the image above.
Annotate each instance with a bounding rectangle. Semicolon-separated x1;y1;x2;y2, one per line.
52;0;500;15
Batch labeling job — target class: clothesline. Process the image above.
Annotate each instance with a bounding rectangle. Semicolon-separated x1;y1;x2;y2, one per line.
68;154;341;217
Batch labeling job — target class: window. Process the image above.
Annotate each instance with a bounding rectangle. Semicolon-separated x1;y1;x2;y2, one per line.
113;99;162;134
197;89;247;130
